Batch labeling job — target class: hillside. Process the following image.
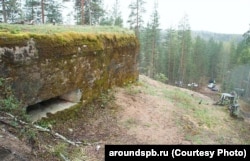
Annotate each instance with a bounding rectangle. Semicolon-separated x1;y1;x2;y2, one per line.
159;30;243;43
1;75;250;161
192;30;243;43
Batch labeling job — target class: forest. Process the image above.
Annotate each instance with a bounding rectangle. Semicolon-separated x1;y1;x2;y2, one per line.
1;0;250;100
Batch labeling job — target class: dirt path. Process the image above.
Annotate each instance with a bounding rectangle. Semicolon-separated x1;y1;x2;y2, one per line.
115;88;184;144
115;75;190;144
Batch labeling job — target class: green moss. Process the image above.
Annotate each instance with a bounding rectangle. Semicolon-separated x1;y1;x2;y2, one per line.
0;24;138;51
0;33;30;46
0;32;139;60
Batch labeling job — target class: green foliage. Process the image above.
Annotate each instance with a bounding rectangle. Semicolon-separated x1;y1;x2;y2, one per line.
193;108;216;128
162;87;216;129
154;73;168;83
125;83;141;95
49;142;88;160
0;79;19;111
97;90;115;108
23;0;40;21
45;0;63;24
139;2;160;78
36;120;56;129
0;78;4;86
0;95;19;110
139;23;231;85
243;28;250;45
140;81;158;96
74;0;104;25
51;143;68;158
100;0;123;27
9;28;21;34
0;0;22;23
20;128;37;141
0;77;30;122
235;41;250;64
177;15;192;82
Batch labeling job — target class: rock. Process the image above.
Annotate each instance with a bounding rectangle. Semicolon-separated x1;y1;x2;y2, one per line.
0;146;29;161
0;130;38;161
0;147;11;160
96;145;101;151
59;89;82;103
68;128;73;133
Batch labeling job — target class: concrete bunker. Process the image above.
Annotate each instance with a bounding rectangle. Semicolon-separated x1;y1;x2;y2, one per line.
26;89;82;122
0;29;139;122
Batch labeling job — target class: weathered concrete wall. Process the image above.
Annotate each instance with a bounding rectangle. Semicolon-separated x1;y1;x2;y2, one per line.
0;32;139;108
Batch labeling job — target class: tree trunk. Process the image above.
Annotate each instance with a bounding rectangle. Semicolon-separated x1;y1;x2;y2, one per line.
2;0;7;22
180;31;186;82
167;34;172;82
88;0;92;25
81;0;85;25
135;0;139;37
41;0;45;23
152;36;156;78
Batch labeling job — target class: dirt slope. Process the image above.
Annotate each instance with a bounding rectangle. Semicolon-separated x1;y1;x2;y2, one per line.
115;75;186;144
1;75;250;161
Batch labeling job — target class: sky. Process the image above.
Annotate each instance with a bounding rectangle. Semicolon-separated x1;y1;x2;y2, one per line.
102;0;250;34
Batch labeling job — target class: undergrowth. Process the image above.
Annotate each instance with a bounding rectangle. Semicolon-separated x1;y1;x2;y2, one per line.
0;77;30;122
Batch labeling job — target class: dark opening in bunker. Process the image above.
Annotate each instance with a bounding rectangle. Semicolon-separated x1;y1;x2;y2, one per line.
26;89;82;122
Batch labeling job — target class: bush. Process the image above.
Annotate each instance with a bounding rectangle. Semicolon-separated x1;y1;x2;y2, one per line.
154;73;168;83
0;77;30;122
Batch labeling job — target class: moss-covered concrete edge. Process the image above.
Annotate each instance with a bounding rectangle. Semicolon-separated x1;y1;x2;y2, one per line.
0;30;139;113
0;32;138;56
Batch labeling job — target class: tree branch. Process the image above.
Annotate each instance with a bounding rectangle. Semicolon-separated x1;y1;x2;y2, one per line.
0;111;82;146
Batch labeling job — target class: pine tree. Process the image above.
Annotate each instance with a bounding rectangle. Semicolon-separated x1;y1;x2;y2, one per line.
80;0;85;25
74;0;104;25
74;0;81;24
41;0;44;23
0;0;22;22
99;0;123;26
0;0;6;22
74;0;87;25
99;10;112;25
235;27;250;64
24;0;40;22
229;41;237;67
192;36;207;83
112;0;122;26
148;1;160;78
127;0;145;37
85;0;104;25
45;0;63;23
243;25;250;45
139;24;151;75
138;1;160;78
164;27;179;83
177;14;191;83
217;42;232;88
